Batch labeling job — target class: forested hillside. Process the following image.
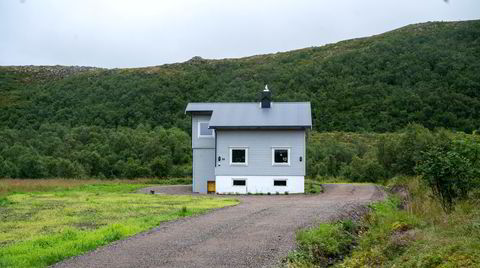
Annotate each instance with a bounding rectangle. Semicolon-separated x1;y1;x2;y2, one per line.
1;20;479;178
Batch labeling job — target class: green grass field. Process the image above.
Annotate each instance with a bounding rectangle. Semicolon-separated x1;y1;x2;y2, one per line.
0;179;238;267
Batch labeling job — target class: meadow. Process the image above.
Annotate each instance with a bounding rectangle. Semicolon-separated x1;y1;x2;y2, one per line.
0;179;237;267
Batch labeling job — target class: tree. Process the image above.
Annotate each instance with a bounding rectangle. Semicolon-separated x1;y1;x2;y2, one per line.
17;154;47;179
0;157;18;178
149;156;172;178
123;158;150;179
54;158;85;178
416;144;474;213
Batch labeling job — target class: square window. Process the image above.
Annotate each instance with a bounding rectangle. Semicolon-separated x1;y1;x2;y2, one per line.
273;148;290;165
198;122;213;137
233;179;246;186
230;148;248;165
232;149;245;163
274;180;287;186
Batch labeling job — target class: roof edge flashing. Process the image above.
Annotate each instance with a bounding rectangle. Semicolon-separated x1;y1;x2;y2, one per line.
184;110;213;115
209;125;311;130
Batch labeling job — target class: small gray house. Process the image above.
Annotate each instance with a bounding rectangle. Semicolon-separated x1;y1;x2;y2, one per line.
185;88;312;194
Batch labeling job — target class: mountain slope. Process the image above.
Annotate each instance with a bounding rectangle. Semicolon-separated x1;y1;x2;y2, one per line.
1;20;479;133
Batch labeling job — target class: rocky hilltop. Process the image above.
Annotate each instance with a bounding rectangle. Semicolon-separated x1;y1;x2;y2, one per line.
1;65;103;83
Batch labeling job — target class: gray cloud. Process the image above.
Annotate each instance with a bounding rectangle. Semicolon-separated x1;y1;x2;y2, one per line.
1;0;479;68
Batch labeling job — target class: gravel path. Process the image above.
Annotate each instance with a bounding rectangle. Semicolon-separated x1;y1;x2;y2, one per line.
53;184;385;268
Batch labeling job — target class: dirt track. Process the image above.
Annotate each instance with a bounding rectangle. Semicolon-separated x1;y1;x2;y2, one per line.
53;184;385;268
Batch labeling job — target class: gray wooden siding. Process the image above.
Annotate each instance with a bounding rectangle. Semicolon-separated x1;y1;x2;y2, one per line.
191;114;216;193
192;114;215;149
193;148;215;193
215;130;306;176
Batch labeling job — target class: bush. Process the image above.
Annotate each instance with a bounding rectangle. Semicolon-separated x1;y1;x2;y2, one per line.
416;144;475;213
17;154;47;178
305;179;324;194
0;159;18;178
307;136;357;177
124;158;150;178
341;156;387;182
376;124;436;176
149;156;173;178
290;221;356;266
167;164;191;177
0;197;13;206
394;124;435;175
45;158;85;178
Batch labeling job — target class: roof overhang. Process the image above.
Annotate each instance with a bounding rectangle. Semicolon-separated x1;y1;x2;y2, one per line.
210;125;311;130
185;110;212;115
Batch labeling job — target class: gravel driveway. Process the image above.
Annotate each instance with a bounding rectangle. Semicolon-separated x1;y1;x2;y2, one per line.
53;184;385;268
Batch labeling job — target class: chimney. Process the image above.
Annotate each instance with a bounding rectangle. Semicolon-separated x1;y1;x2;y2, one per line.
261;85;271;108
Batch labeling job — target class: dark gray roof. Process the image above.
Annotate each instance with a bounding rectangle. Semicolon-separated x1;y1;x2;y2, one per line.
185;102;312;129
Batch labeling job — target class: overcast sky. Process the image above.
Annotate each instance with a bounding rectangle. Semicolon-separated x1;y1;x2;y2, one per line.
1;0;479;68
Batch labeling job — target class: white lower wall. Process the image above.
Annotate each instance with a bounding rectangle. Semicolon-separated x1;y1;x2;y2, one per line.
216;176;304;194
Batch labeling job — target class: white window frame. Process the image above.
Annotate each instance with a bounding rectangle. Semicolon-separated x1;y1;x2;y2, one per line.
197;121;214;138
229;147;248;166
232;178;247;187
272;147;291;166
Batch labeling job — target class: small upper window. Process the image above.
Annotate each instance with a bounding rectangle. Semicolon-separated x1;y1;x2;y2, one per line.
198;122;214;138
272;148;290;165
230;148;248;165
274;180;287;186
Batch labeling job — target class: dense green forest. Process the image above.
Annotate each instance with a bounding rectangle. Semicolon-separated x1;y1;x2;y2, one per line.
0;20;479;179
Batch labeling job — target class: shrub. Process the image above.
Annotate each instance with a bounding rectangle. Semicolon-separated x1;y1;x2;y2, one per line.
341;156;387;183
116;158;150;178
290;221;356;266
0;159;18;178
169;164;191;177
0;197;13;206
17;154;47;178
305;179;324;194
45;158;86;178
149;156;173;178
307;137;357;177
394;124;435;175
180;206;188;215
416;144;475;213
376;124;437;177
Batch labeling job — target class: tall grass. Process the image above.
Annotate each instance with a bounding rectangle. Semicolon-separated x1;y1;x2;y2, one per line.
0;178;192;197
0;179;116;196
288;176;480;267
288;221;357;267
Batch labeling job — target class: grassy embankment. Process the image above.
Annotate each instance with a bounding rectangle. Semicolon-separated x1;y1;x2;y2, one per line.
287;176;480;267
0;179;237;267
